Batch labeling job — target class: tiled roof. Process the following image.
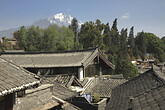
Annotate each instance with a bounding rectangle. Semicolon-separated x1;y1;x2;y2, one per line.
41;77;78;100
0;58;40;96
109;74;124;79
138;68;150;74
105;66;165;110
52;82;78;100
82;77;127;98
1;48;114;69
131;84;165;110
42;74;83;88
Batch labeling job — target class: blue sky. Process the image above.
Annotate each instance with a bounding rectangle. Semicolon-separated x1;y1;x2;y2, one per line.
0;0;165;37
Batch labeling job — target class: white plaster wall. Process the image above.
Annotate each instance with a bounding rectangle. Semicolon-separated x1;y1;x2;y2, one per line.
78;67;84;81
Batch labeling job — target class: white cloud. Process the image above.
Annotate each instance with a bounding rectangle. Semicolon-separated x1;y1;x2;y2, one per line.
121;12;130;20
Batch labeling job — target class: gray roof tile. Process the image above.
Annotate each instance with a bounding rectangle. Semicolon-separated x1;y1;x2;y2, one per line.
0;58;39;96
42;74;83;88
105;66;165;110
83;77;127;98
131;84;165;110
41;77;78;100
1;48;115;69
52;82;78;100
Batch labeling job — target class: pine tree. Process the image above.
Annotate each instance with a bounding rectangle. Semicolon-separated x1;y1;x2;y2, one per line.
95;19;103;31
79;21;102;49
120;28;128;58
127;26;135;56
111;19;120;54
111;19;119;45
112;18;118;32
135;31;146;59
103;23;111;51
115;51;138;78
70;18;78;42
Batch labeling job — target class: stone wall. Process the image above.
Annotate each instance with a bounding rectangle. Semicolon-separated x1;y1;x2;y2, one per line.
13;84;53;110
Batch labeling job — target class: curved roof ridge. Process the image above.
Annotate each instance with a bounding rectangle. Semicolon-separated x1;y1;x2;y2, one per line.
1;47;97;55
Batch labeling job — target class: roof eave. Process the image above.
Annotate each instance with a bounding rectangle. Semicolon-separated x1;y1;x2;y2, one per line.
0;81;40;97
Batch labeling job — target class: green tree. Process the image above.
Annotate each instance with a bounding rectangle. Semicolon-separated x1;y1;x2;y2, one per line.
111;19;120;54
79;21;103;49
135;31;146;59
120;28;128;58
43;24;74;51
74;40;83;50
26;26;42;51
127;26;135;56
70;18;78;42
57;26;74;51
144;33;165;62
115;53;138;78
161;36;165;44
14;26;27;50
112;18;118;32
103;23;111;52
42;24;59;51
95;19;103;31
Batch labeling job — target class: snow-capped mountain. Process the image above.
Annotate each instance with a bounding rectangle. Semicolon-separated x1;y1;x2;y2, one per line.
33;13;82;29
0;13;83;38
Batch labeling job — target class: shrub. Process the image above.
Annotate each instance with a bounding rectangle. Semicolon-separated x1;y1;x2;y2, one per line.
93;93;100;103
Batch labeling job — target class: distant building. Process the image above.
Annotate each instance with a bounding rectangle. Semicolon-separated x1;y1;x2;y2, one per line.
6;38;17;46
0;37;17;46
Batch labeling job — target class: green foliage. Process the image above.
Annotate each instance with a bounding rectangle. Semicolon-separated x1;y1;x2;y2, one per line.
144;33;164;61
15;26;27;49
111;19;120;54
112;18;118;32
26;26;42;51
135;31;146;59
74;40;83;50
43;25;74;51
103;23;111;52
120;28;128;58
128;26;135;56
93;93;100;103
14;24;75;52
115;55;138;78
161;36;165;44
70;18;78;42
79;20;103;49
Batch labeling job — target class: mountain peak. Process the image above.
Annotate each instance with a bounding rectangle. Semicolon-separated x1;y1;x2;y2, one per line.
53;13;68;21
0;13;83;38
48;13;73;25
